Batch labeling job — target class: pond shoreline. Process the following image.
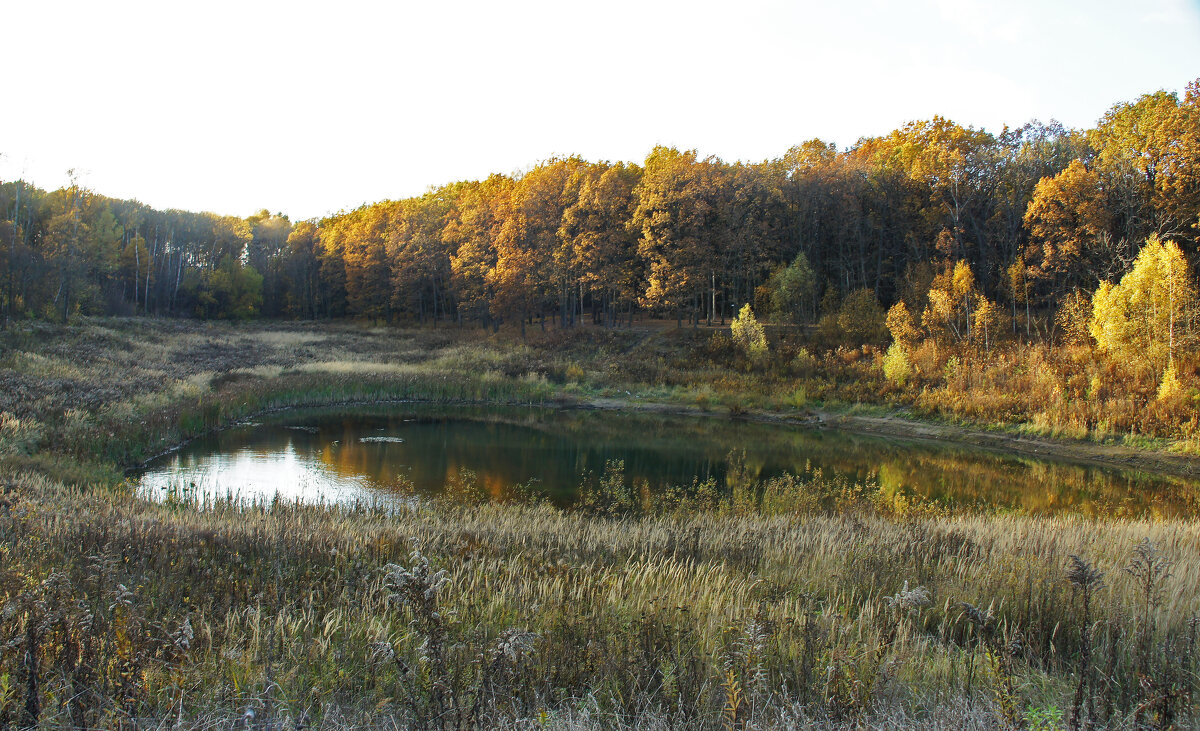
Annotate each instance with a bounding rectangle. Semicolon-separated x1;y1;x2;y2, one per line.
134;391;1200;482
581;397;1200;479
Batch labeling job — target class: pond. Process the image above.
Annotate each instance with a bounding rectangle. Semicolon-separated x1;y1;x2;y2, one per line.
135;404;1200;516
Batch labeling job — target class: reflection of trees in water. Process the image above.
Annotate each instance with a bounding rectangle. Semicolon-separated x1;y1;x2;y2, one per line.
854;453;1197;515
206;406;1199;516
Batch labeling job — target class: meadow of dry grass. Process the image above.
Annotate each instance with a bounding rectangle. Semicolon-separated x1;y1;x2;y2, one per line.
0;317;1198;728
2;466;1198;728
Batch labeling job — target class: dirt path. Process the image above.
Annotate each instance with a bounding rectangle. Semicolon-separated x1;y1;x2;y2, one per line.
822;413;1200;478
582;397;1200;479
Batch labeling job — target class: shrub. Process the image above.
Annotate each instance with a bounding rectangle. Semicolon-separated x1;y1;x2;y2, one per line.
1056;289;1093;345
768;252;817;324
1157;362;1184;402
885;301;920;350
882;343;913;386
836;289;887;344
730;304;768;363
790;347;818;375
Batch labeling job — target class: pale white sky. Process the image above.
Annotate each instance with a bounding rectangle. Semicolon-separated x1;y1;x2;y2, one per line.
2;0;1198;221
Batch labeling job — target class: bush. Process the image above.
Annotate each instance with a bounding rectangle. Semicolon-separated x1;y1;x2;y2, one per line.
790;347;818;375
882;343;913;386
1056;289;1093;345
1158;362;1184;402
730;304;768;363
768;252;817;323
885;301;920;350
836;289;887;344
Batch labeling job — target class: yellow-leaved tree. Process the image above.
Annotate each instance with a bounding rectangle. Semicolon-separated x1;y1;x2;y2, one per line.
923;260;977;343
1089;235;1197;371
730;304;768;363
883;301;921;386
971;297;1001;353
885;301;921;351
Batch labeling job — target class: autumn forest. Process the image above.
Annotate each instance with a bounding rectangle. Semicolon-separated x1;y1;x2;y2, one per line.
2;81;1197;341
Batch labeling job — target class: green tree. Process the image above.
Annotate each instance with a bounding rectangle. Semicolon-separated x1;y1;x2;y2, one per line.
282;221;320;318
186;255;263;319
837;288;887;343
768;252;817;324
118;233;150;309
40;175;94;320
247;209;293;316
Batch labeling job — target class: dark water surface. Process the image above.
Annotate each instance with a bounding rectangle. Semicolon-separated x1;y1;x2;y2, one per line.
136;405;1200;516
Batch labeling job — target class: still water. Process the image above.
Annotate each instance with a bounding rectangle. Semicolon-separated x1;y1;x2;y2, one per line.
136;405;1200;516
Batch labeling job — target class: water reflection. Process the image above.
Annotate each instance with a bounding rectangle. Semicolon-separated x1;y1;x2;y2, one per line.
136;405;1200;516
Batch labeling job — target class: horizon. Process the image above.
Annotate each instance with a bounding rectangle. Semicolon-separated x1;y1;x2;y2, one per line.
2;0;1199;221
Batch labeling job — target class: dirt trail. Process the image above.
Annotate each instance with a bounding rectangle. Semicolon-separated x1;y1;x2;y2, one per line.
581;398;1200;479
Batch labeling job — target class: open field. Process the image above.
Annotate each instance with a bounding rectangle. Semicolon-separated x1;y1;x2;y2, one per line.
1;318;1199;728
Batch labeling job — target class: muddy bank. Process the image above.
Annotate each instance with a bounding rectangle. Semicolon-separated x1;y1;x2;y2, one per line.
582;397;1200;479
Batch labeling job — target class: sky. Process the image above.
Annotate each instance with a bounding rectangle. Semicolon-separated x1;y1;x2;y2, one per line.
2;0;1198;221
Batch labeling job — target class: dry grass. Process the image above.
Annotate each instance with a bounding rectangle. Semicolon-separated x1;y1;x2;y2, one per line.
1;468;1197;728
0;317;1199;728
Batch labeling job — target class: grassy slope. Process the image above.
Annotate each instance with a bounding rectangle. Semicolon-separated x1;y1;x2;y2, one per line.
0;317;1198;729
2;317;1198;477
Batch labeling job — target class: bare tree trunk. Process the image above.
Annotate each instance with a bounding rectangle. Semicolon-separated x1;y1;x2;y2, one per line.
173;250;183;313
710;271;715;326
146;228;159;314
133;232;140;310
4;179;20;327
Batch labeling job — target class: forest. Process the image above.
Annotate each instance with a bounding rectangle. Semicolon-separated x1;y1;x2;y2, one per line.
2;81;1196;341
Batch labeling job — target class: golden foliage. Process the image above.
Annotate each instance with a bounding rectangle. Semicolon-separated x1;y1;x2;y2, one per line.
882;342;913;386
730;304;768;362
1157;362;1185;402
1056;290;1094;345
923;260;978;343
1023;160;1112;292
1089;235;1197;366
970;297;1001;352
885;301;921;350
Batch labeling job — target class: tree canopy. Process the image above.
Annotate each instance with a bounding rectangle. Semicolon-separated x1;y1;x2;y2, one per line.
1;80;1197;332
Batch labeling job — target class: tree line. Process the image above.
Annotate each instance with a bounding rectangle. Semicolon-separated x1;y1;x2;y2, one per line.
1;80;1197;335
